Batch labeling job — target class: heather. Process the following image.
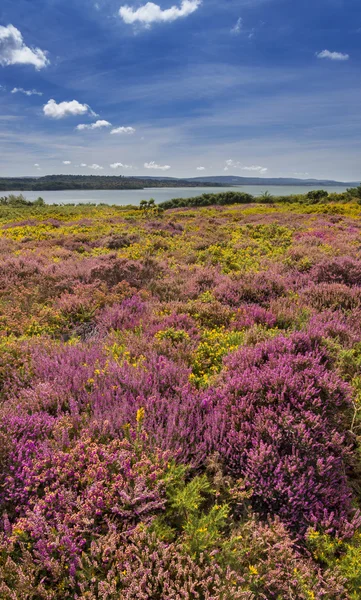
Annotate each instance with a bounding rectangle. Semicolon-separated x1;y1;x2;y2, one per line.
1;194;361;597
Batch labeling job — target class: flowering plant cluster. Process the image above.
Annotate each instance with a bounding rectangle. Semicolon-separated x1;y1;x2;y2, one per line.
0;196;361;597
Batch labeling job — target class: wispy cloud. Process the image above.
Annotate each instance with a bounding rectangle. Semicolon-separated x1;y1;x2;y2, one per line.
88;163;103;170
0;25;49;70
110;162;133;169
76;119;111;131
225;160;267;174
196;166;205;170
11;87;43;96
316;50;349;61
43;99;96;119
110;126;135;135
242;165;268;173
62;160;71;165
231;17;243;35
119;0;201;26
144;161;171;170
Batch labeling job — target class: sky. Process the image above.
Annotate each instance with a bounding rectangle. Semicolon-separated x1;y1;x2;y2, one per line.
0;0;360;180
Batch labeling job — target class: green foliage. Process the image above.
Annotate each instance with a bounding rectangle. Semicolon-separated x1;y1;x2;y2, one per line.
140;198;155;210
139;198;164;217
153;464;230;557
190;327;245;387
307;529;361;599
347;184;361;200
159;190;255;209
306;189;329;201
0;194;45;207
155;327;190;344
257;190;274;203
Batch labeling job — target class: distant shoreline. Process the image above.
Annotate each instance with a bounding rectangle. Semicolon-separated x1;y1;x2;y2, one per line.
0;174;358;192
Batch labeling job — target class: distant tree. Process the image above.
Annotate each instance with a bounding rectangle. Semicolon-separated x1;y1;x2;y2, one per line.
346;184;361;200
306;190;329;201
258;191;275;204
140;198;163;217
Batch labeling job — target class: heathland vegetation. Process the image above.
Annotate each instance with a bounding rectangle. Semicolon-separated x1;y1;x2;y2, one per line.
1;189;361;597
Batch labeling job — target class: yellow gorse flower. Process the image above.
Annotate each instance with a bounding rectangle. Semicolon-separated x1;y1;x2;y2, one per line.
136;407;145;423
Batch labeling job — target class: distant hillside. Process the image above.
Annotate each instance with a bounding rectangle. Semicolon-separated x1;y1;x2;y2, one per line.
0;174;358;191
186;176;359;186
0;175;220;192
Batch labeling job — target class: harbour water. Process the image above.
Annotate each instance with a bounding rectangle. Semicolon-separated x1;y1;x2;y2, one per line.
1;185;350;205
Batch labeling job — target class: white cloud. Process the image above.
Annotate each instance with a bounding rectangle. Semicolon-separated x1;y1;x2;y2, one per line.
43;99;96;119
316;49;349;61
110;126;135;135
76;119;111;131
63;160;71;165
196;166;205;170
0;25;49;70
231;17;243;35
11;87;42;96
242;165;268;173
34;163;40;167
225;160;267;174
119;0;201;26
144;161;171;171
80;163;87;167
88;163;103;170
110;162;133;169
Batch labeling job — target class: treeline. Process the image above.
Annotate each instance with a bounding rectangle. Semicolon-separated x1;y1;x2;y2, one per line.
159;187;361;209
0;175;217;192
0;194;45;206
159;191;255;209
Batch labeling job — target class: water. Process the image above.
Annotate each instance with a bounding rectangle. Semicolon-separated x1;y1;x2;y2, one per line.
1;185;350;206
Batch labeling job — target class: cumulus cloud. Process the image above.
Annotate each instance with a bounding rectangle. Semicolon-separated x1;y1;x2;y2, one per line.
110;162;133;169
231;17;243;35
76;119;111;131
316;49;349;61
11;87;42;96
119;0;201;26
88;164;103;170
196;166;205;170
144;161;171;171
0;25;49;69
225;160;267;174
43;99;96;119
80;163;87;167
62;161;71;165
110;126;135;135
34;163;40;167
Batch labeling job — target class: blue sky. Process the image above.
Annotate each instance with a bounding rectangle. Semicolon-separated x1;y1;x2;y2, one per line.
0;0;360;180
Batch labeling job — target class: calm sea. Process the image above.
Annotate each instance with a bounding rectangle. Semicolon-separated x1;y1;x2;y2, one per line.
1;185;350;206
